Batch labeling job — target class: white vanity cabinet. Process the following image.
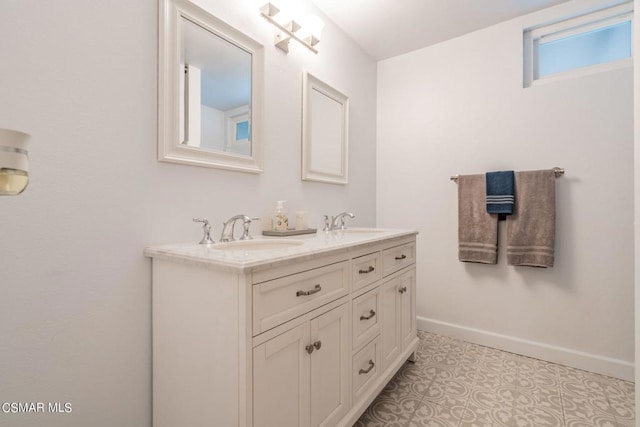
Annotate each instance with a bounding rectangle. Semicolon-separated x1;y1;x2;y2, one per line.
381;268;417;370
146;229;417;427
253;302;350;427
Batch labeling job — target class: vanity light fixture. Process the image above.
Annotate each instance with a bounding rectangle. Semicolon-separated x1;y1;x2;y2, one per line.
0;128;30;196
259;2;323;54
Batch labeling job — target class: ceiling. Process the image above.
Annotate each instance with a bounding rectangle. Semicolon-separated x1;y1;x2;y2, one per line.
311;0;571;60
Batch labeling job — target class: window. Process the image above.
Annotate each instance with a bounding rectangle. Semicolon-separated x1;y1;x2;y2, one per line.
235;120;250;141
524;2;632;87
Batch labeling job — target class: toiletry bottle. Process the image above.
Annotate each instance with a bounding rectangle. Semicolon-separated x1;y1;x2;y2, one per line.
273;201;289;232
295;211;308;230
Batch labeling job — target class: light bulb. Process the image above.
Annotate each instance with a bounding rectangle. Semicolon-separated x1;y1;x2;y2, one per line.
298;14;324;39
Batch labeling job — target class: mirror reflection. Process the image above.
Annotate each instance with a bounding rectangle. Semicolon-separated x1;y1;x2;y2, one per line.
302;72;349;184
309;87;344;175
180;17;252;156
158;0;263;173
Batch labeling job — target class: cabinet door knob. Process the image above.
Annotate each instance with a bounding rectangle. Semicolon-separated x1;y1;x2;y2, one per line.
358;266;375;274
398;286;407;294
360;309;376;321
296;284;322;297
359;359;375;375
305;344;314;354
313;340;322;350
395;254;407;261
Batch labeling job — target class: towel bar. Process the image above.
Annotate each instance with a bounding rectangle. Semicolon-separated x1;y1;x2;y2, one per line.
450;167;564;183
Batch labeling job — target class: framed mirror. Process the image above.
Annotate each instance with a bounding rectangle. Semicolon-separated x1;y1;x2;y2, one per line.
159;0;264;173
302;73;349;184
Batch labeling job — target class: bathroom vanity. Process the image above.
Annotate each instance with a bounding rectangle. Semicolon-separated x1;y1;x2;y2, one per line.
145;228;418;427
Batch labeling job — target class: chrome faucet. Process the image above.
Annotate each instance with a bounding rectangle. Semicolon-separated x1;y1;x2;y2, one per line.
193;217;215;244
330;212;355;231
220;215;259;242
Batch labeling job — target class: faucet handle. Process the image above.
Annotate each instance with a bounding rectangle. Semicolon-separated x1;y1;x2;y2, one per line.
239;217;261;240
322;215;331;232
193;217;215;245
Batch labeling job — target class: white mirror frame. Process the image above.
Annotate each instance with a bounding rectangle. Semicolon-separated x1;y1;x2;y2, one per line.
158;0;264;173
301;73;349;185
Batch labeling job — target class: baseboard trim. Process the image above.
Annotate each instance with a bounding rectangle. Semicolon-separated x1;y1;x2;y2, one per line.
417;316;634;382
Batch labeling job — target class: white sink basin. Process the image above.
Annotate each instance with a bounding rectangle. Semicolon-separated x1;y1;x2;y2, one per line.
214;239;305;251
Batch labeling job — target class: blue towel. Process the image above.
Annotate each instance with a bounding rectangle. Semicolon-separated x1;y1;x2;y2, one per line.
485;171;515;215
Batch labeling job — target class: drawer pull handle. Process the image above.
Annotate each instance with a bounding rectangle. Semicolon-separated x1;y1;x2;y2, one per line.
313;340;322;350
359;360;375;375
296;284;322;297
360;309;376;321
358;266;375;274
398;286;407;294
305;344;315;354
395;254;407;261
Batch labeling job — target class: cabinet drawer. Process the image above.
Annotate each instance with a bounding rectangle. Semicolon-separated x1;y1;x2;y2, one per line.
352;252;382;292
253;261;349;335
352;287;380;350
382;242;415;277
352;336;381;405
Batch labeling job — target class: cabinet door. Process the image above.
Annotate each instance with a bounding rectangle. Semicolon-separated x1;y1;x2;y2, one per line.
400;268;417;351
253;323;311;427
380;276;401;370
310;304;350;427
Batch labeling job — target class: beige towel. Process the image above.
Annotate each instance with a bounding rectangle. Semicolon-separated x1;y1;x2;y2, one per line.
506;170;556;267
458;174;498;264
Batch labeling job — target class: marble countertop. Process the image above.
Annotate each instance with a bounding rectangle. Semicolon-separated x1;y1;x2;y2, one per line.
144;228;417;273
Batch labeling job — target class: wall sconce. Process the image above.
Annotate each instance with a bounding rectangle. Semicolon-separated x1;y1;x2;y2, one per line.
260;3;324;54
0;128;30;195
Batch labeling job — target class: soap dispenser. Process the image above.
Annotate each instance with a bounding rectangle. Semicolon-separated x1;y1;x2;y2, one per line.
272;201;289;232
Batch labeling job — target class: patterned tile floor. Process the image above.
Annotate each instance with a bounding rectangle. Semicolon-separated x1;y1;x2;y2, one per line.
355;331;635;427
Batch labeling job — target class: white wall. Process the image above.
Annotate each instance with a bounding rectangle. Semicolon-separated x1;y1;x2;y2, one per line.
377;0;634;380
0;1;376;426
201;104;225;151
633;0;639;416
